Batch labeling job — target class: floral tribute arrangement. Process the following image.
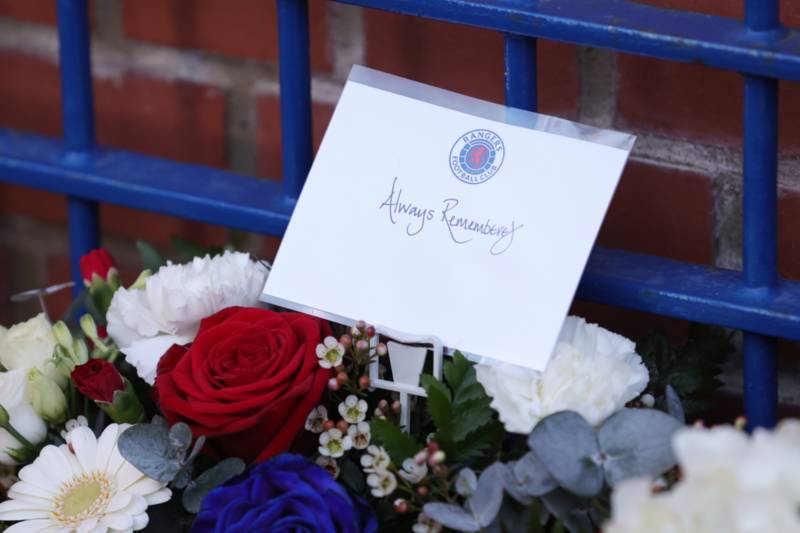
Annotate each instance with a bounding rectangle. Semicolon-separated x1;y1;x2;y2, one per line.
0;245;783;533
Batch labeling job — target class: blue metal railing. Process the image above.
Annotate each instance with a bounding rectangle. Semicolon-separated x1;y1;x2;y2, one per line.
0;0;798;429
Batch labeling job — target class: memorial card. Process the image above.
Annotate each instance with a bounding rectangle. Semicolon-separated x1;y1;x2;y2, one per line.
262;65;635;371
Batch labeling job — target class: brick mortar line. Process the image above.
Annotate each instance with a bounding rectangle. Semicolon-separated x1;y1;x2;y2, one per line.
0;18;345;104
2;18;800;193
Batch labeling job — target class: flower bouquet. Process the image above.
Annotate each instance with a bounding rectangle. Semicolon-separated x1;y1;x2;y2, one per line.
0;245;767;533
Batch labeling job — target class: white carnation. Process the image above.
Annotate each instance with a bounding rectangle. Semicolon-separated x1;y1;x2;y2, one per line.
107;251;268;384
475;316;648;434
606;421;800;533
0;314;63;386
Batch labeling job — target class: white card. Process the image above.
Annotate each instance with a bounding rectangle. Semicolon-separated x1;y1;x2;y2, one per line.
262;66;635;371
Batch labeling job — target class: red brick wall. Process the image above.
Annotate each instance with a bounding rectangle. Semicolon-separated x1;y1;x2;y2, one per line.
0;1;797;386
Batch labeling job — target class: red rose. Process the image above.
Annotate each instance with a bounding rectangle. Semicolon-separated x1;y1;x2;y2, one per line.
72;359;125;403
155;307;333;463
80;248;116;283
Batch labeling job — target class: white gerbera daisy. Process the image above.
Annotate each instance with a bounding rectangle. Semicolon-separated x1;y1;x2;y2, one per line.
0;424;171;533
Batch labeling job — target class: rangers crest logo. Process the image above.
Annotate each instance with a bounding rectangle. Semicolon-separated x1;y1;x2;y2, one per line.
449;129;505;184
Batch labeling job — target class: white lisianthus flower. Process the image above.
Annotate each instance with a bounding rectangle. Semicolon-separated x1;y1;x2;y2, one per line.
338;395;368;424
0;424;171;533
605;421;800;533
107;251;268;384
475;316;648;434
0;369;47;465
0;314;63;386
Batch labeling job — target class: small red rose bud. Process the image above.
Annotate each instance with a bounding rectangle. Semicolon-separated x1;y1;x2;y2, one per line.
393;499;409;514
339;334;352;348
323;420;335;431
376;342;387;356
365;326;376;338
79;248;116;284
416;486;429;498
336;420;349;433
356;339;369;352
359;375;370;389
327;378;340;391
355;320;367;332
426;441;439;454
336;372;349;386
391;400;402;414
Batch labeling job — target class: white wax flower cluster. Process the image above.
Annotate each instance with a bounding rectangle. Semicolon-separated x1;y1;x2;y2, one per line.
475;316;649;434
107;251;268;384
606;421;800;533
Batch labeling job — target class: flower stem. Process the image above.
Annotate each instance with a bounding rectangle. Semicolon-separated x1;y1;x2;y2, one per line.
0;420;35;451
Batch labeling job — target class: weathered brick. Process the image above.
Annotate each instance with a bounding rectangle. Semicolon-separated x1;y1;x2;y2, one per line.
256;95;334;180
364;9;579;118
0;0;57;25
122;0;331;70
779;188;800;281
598;161;714;264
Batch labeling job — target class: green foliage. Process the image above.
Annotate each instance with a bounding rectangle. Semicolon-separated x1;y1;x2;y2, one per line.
136;240;165;272
419;352;502;464
637;325;733;417
370;418;420;465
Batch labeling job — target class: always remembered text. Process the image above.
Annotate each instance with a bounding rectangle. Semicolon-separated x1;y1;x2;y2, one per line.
378;177;523;256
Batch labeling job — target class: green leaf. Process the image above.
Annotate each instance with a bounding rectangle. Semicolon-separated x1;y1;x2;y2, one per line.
182;457;245;513
444;351;472;392
338;458;366;495
136;240;165;272
452;404;494;442
170;236;227;262
370;418;420;465
420;374;453;430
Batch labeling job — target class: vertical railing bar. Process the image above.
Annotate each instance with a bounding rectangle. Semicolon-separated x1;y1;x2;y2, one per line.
504;35;538;112
277;0;313;204
742;0;780;429
57;0;100;295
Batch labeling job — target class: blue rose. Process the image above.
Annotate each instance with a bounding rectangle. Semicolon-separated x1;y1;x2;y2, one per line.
192;454;377;533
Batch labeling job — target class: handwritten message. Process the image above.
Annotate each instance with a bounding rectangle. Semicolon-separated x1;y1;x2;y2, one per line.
379;177;523;256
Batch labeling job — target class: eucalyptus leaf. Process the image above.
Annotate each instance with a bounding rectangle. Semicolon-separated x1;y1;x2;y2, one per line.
118;424;180;482
182;457;246;513
455;467;478;497
466;463;505;527
596;408;682;486
186;435;206;465
169;423;193;457
423;503;481;532
502;452;558;504
665;384;686;424
528;412;603;497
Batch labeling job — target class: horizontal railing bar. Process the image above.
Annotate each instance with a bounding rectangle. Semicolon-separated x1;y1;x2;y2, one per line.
2;127;799;340
0;129;292;236
336;0;800;81
578;247;800;340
